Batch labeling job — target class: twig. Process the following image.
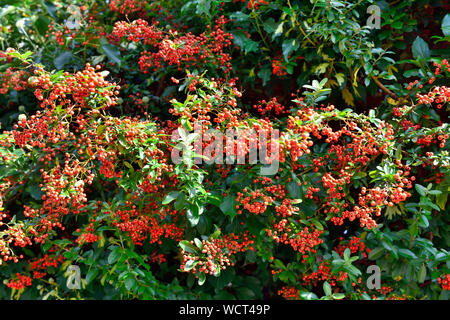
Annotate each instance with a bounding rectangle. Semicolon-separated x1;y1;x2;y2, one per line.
372;76;398;99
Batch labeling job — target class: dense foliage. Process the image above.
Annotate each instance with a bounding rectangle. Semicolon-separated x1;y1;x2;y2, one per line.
0;0;449;300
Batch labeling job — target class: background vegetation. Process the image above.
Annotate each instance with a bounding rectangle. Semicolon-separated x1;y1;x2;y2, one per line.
0;0;448;300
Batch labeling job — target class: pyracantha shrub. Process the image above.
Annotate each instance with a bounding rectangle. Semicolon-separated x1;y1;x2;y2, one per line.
0;0;449;301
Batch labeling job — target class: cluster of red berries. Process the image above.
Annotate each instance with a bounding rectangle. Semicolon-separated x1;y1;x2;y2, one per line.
0;50;29;94
272;55;288;76
45;16;106;48
0;226;27;265
76;232;99;244
417;133;448;149
0;67;28;94
181;233;255;276
22;161;89;243
267;224;323;257
253;98;289;116
111;205;183;246
232;0;268;10
109;0;168;18
235;177;288;215
437;274;450;291
334;236;371;259
377;286;394;295
110;16;233;75
29;63;120;110
149;252;167;264
29;253;64;279
283;104;404;230
277;286;299;299
302;260;350;287
6;273;33;290
415;59;449;108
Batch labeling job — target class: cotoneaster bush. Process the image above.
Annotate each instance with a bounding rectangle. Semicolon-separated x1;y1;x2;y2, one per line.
0;0;449;300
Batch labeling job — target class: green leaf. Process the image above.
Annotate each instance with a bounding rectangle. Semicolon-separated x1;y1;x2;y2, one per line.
273;259;285;270
108;247;121;264
162;191;180;205
298;199;317;217
368;247;384;260
398;248;416;260
86;269;99;284
418;214;429;228
314;63;329;75
54;52;73;70
214;291;235;299
310;218;324;230
300;291;318;300
262;18;277;34
231;31;259;54
236;287;256;299
100;37;121;67
96;125;106;136
420;196;440;212
257;66;272;86
415;184;427;196
418;264;427;283
273;22;284;39
211;224;221;239
287;181;301;198
206;194;221;207
195;0;211;17
282;39;299;61
92;55;105;66
26;184;43;201
34;16;51;36
194;238;203;250
411;36;430;59
187;204;201;226
343;248;351;260
442;14;450;37
198;272;206;286
335;73;345;86
43;1;57;19
123;161;133;170
124;276;136;291
323;281;332;296
184;260;198;272
436;193;447;210
220;196;237;220
179;240;197;254
230;11;249;22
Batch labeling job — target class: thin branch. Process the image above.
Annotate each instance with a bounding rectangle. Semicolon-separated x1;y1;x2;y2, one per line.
372;76;398;99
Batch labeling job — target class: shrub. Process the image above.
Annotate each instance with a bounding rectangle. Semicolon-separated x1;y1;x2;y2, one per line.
0;0;448;300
